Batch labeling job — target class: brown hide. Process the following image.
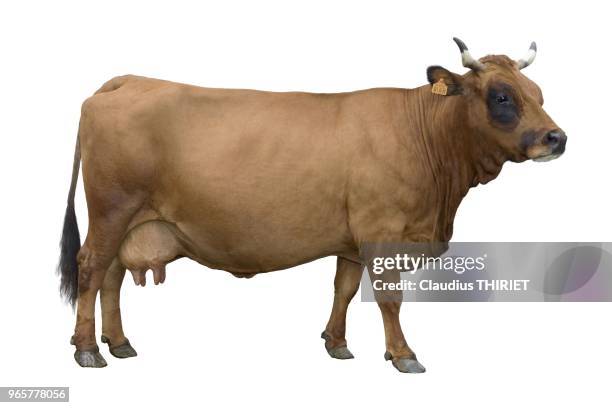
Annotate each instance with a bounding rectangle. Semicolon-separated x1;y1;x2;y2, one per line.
80;74;491;275
82;76;428;272
65;54;564;368
82;62;560;277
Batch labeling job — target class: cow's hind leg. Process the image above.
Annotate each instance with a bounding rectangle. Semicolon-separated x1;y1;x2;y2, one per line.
72;195;143;367
100;258;137;358
321;257;362;359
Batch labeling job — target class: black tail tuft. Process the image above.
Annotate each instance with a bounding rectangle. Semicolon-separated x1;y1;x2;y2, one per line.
59;202;81;308
59;132;81;308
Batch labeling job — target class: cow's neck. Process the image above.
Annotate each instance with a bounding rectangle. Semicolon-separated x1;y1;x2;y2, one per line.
403;86;508;240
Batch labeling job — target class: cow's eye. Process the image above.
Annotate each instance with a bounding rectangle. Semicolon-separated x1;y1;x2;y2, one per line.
487;83;519;129
496;94;509;104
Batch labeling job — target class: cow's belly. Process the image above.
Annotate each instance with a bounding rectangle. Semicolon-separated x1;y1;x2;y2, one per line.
120;211;353;277
185;221;349;273
165;182;353;272
123;153;355;274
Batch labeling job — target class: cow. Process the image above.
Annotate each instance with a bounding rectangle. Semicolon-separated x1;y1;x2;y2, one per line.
58;38;566;372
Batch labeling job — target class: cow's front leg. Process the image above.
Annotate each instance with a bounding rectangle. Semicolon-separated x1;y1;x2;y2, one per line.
369;265;425;373
100;258;137;358
321;257;362;359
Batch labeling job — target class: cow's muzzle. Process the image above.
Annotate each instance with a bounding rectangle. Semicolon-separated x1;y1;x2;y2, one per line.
533;129;567;162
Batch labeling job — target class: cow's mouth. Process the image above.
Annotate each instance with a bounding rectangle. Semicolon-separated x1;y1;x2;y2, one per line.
533;153;562;162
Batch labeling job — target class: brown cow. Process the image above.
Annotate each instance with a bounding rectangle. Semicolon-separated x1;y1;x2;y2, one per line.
58;38;566;372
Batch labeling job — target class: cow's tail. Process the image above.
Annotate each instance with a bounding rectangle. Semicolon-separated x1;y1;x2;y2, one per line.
58;132;82;308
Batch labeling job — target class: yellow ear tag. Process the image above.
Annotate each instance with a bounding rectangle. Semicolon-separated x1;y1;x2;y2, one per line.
431;79;448;96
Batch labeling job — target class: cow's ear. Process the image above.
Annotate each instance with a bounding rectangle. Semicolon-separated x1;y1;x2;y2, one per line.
426;66;464;96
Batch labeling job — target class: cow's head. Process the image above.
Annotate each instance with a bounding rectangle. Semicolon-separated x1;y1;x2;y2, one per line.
427;38;566;162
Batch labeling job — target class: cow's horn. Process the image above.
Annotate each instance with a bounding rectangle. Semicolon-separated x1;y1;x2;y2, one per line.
517;41;537;70
453;37;485;71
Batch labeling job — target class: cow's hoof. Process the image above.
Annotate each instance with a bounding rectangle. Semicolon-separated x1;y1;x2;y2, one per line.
321;331;354;359
392;358;426;373
110;342;138;359
101;335;138;359
384;351;425;373
74;350;107;368
326;345;355;360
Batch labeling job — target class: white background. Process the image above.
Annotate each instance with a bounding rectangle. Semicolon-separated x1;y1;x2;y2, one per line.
1;1;610;407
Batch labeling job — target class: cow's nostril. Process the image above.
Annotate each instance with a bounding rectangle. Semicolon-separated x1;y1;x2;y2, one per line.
544;130;561;146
